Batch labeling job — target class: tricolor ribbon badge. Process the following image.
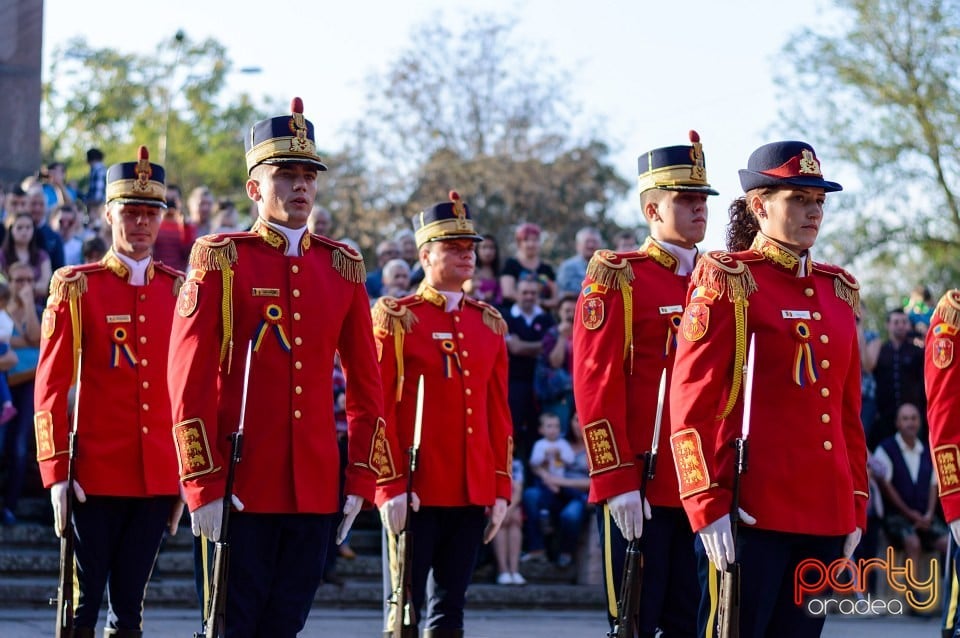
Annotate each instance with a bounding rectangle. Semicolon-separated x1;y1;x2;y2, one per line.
110;326;137;368
253;304;292;353
792;321;818;386
664;313;682;357
440;339;461;378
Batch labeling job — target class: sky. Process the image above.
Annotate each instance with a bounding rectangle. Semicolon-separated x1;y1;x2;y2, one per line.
43;0;838;251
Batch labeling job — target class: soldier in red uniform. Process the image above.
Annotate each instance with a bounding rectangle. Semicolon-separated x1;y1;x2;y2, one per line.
573;131;716;636
924;288;960;638
669;141;867;636
167;99;388;637
34;146;184;638
374;192;513;638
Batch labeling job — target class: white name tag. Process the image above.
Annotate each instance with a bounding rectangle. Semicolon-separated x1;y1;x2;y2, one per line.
106;314;131;323
432;332;453;339
782;310;811;319
659;305;684;314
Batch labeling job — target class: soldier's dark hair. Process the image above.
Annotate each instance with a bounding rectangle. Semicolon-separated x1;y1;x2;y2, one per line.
725;188;772;252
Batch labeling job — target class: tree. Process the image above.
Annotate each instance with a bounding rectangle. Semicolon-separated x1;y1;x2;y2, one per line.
42;32;268;201
775;0;960;305
352;12;630;259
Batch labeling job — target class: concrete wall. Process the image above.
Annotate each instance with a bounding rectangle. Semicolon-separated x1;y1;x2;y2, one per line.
0;0;43;188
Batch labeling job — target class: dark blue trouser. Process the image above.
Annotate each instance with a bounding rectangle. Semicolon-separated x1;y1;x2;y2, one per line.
943;536;960;638
200;512;335;638
598;504;699;637
695;527;844;638
523;485;587;555
388;505;486;631
72;495;173;630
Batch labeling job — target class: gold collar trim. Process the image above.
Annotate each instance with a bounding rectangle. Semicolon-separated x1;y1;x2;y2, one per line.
417;282;454;308
640;236;680;273
251;219;312;255
101;249;155;282
750;233;807;275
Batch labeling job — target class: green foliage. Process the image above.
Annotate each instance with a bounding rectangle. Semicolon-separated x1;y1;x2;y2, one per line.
776;0;960;302
42;32;267;203
352;12;630;260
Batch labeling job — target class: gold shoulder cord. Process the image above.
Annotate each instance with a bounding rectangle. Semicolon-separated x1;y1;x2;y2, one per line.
189;238;238;373
585;252;635;369
692;254;758;419
372;299;417;402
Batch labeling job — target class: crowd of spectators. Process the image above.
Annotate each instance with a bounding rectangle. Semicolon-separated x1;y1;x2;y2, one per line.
2;152;946;590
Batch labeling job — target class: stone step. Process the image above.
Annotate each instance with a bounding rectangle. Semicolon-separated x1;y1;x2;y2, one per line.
0;575;604;609
0;545;579;585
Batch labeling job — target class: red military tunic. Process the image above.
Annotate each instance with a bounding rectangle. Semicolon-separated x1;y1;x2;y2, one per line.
669;234;868;535
573;237;689;506
34;251;183;496
167;222;388;514
373;284;513;507
925;289;960;522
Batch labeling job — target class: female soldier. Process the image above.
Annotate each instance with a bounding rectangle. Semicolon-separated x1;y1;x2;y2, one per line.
669;141;868;637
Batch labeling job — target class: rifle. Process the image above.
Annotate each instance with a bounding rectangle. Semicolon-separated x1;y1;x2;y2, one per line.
717;334;756;638
609;368;667;638
390;374;424;638
196;341;253;638
52;348;83;638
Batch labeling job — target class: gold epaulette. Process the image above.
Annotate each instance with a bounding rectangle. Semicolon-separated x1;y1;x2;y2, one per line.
585;250;635;290
466;298;508;336
371;296;418;336
691;251;759;302
310;235;367;284
691;251;758;420
812;263;860;313
154;262;186;296
47;267;89;306
372;296;419;402
934;290;960;330
189;235;238;272
189;236;238;371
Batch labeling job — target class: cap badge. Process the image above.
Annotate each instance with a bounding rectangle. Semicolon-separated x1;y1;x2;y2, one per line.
799;149;821;176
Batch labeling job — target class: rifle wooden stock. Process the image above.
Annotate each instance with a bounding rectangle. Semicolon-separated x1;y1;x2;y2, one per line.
608;450;656;638
717;562;740;638
196;430;243;638
717;438;748;638
391;445;418;638
610;538;642;638
53;431;77;638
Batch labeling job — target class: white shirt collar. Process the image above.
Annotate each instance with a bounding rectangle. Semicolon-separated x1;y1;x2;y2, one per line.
260;217;308;257
657;240;698;276
437;290;464;312
113;252;152;286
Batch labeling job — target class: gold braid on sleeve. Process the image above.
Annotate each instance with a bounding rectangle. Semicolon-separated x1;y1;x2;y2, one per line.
934;290;960;329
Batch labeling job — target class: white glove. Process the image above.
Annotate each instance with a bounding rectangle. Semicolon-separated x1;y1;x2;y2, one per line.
190;494;244;542
50;480;86;538
607;490;652;541
951;519;960;546
699;508;756;571
842;527;862;559
336;494;364;545
483;498;510;544
379;492;421;535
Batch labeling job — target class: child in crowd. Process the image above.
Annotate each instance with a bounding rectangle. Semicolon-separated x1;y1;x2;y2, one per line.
493;456;526;585
529;411;574;479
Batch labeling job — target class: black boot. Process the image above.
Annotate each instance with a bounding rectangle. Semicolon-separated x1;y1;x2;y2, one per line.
422;629;463;638
73;628;96;638
384;627;419;637
103;628;143;638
